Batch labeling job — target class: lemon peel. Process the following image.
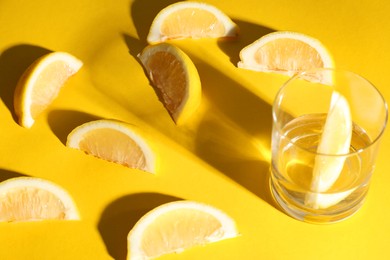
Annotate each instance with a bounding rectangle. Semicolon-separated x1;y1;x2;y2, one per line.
127;200;238;259
238;31;334;76
13;51;82;128
138;43;201;125
66;119;156;173
147;1;238;44
0;177;79;222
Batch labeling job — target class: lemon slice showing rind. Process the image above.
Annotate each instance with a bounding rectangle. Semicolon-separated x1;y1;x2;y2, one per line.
147;1;239;44
14;51;83;128
238;31;334;76
0;177;79;222
305;91;353;209
127;200;239;259
66;119;156;173
138;43;201;125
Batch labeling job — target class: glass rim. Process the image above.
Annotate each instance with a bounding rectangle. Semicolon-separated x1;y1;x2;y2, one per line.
272;68;389;157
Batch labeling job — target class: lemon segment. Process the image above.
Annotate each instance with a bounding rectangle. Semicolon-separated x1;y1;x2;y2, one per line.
13;51;83;128
127;201;238;259
138;43;201;125
306;189;356;210
147;1;238;44
66;119;156;173
238;31;334;76
305;92;353;209
0;177;79;222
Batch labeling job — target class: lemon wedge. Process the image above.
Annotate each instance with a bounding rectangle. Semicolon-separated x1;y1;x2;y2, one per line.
0;177;79;222
147;1;239;44
138;43;201;125
13;51;82;128
127;200;239;259
66;119;156;173
305;91;353;209
238;31;334;76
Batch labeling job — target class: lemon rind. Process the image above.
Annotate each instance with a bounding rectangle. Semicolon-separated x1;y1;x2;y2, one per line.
66;119;157;173
127;200;238;259
147;1;238;44
237;31;334;76
14;51;83;128
0;176;80;221
138;43;201;126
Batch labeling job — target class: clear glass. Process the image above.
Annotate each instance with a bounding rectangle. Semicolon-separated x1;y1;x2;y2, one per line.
270;68;388;224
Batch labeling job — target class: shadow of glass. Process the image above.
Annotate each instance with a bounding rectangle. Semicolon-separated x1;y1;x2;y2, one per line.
194;61;273;202
197;62;273;137
120;31;276;205
130;0;179;43
47;110;101;145
0;169;28;182
98;192;181;260
218;19;275;66
195;113;273;199
122;6;277;206
0;44;51;120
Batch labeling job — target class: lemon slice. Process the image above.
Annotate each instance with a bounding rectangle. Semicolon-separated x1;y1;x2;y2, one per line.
0;177;79;222
237;31;334;76
13;51;83;128
66;119;156;173
147;1;239;44
127;200;238;259
305;92;353;209
138;43;201;125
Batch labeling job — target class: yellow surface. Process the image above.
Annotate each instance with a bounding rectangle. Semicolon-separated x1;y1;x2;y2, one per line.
0;0;389;259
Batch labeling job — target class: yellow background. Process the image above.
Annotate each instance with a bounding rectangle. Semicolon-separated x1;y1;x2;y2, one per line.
1;0;389;259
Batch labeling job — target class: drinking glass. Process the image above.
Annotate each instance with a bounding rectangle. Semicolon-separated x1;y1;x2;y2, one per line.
270;68;388;223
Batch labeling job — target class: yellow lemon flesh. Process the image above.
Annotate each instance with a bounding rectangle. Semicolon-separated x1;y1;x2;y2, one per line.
238;31;334;76
127;201;238;259
66;119;156;173
305;92;353;209
138;43;201;125
0;177;79;222
147;1;238;43
13;51;82;128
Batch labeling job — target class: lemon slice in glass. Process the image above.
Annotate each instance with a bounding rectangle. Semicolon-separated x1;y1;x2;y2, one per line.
305;91;353;209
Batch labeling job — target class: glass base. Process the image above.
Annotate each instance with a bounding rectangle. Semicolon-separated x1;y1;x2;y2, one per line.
270;178;365;224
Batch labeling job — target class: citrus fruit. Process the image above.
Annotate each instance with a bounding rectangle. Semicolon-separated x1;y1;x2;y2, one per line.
305;91;353;209
147;1;239;44
237;31;334;76
138;43;201;125
13;51;83;128
0;177;79;222
127;200;238;259
66;119;156;173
